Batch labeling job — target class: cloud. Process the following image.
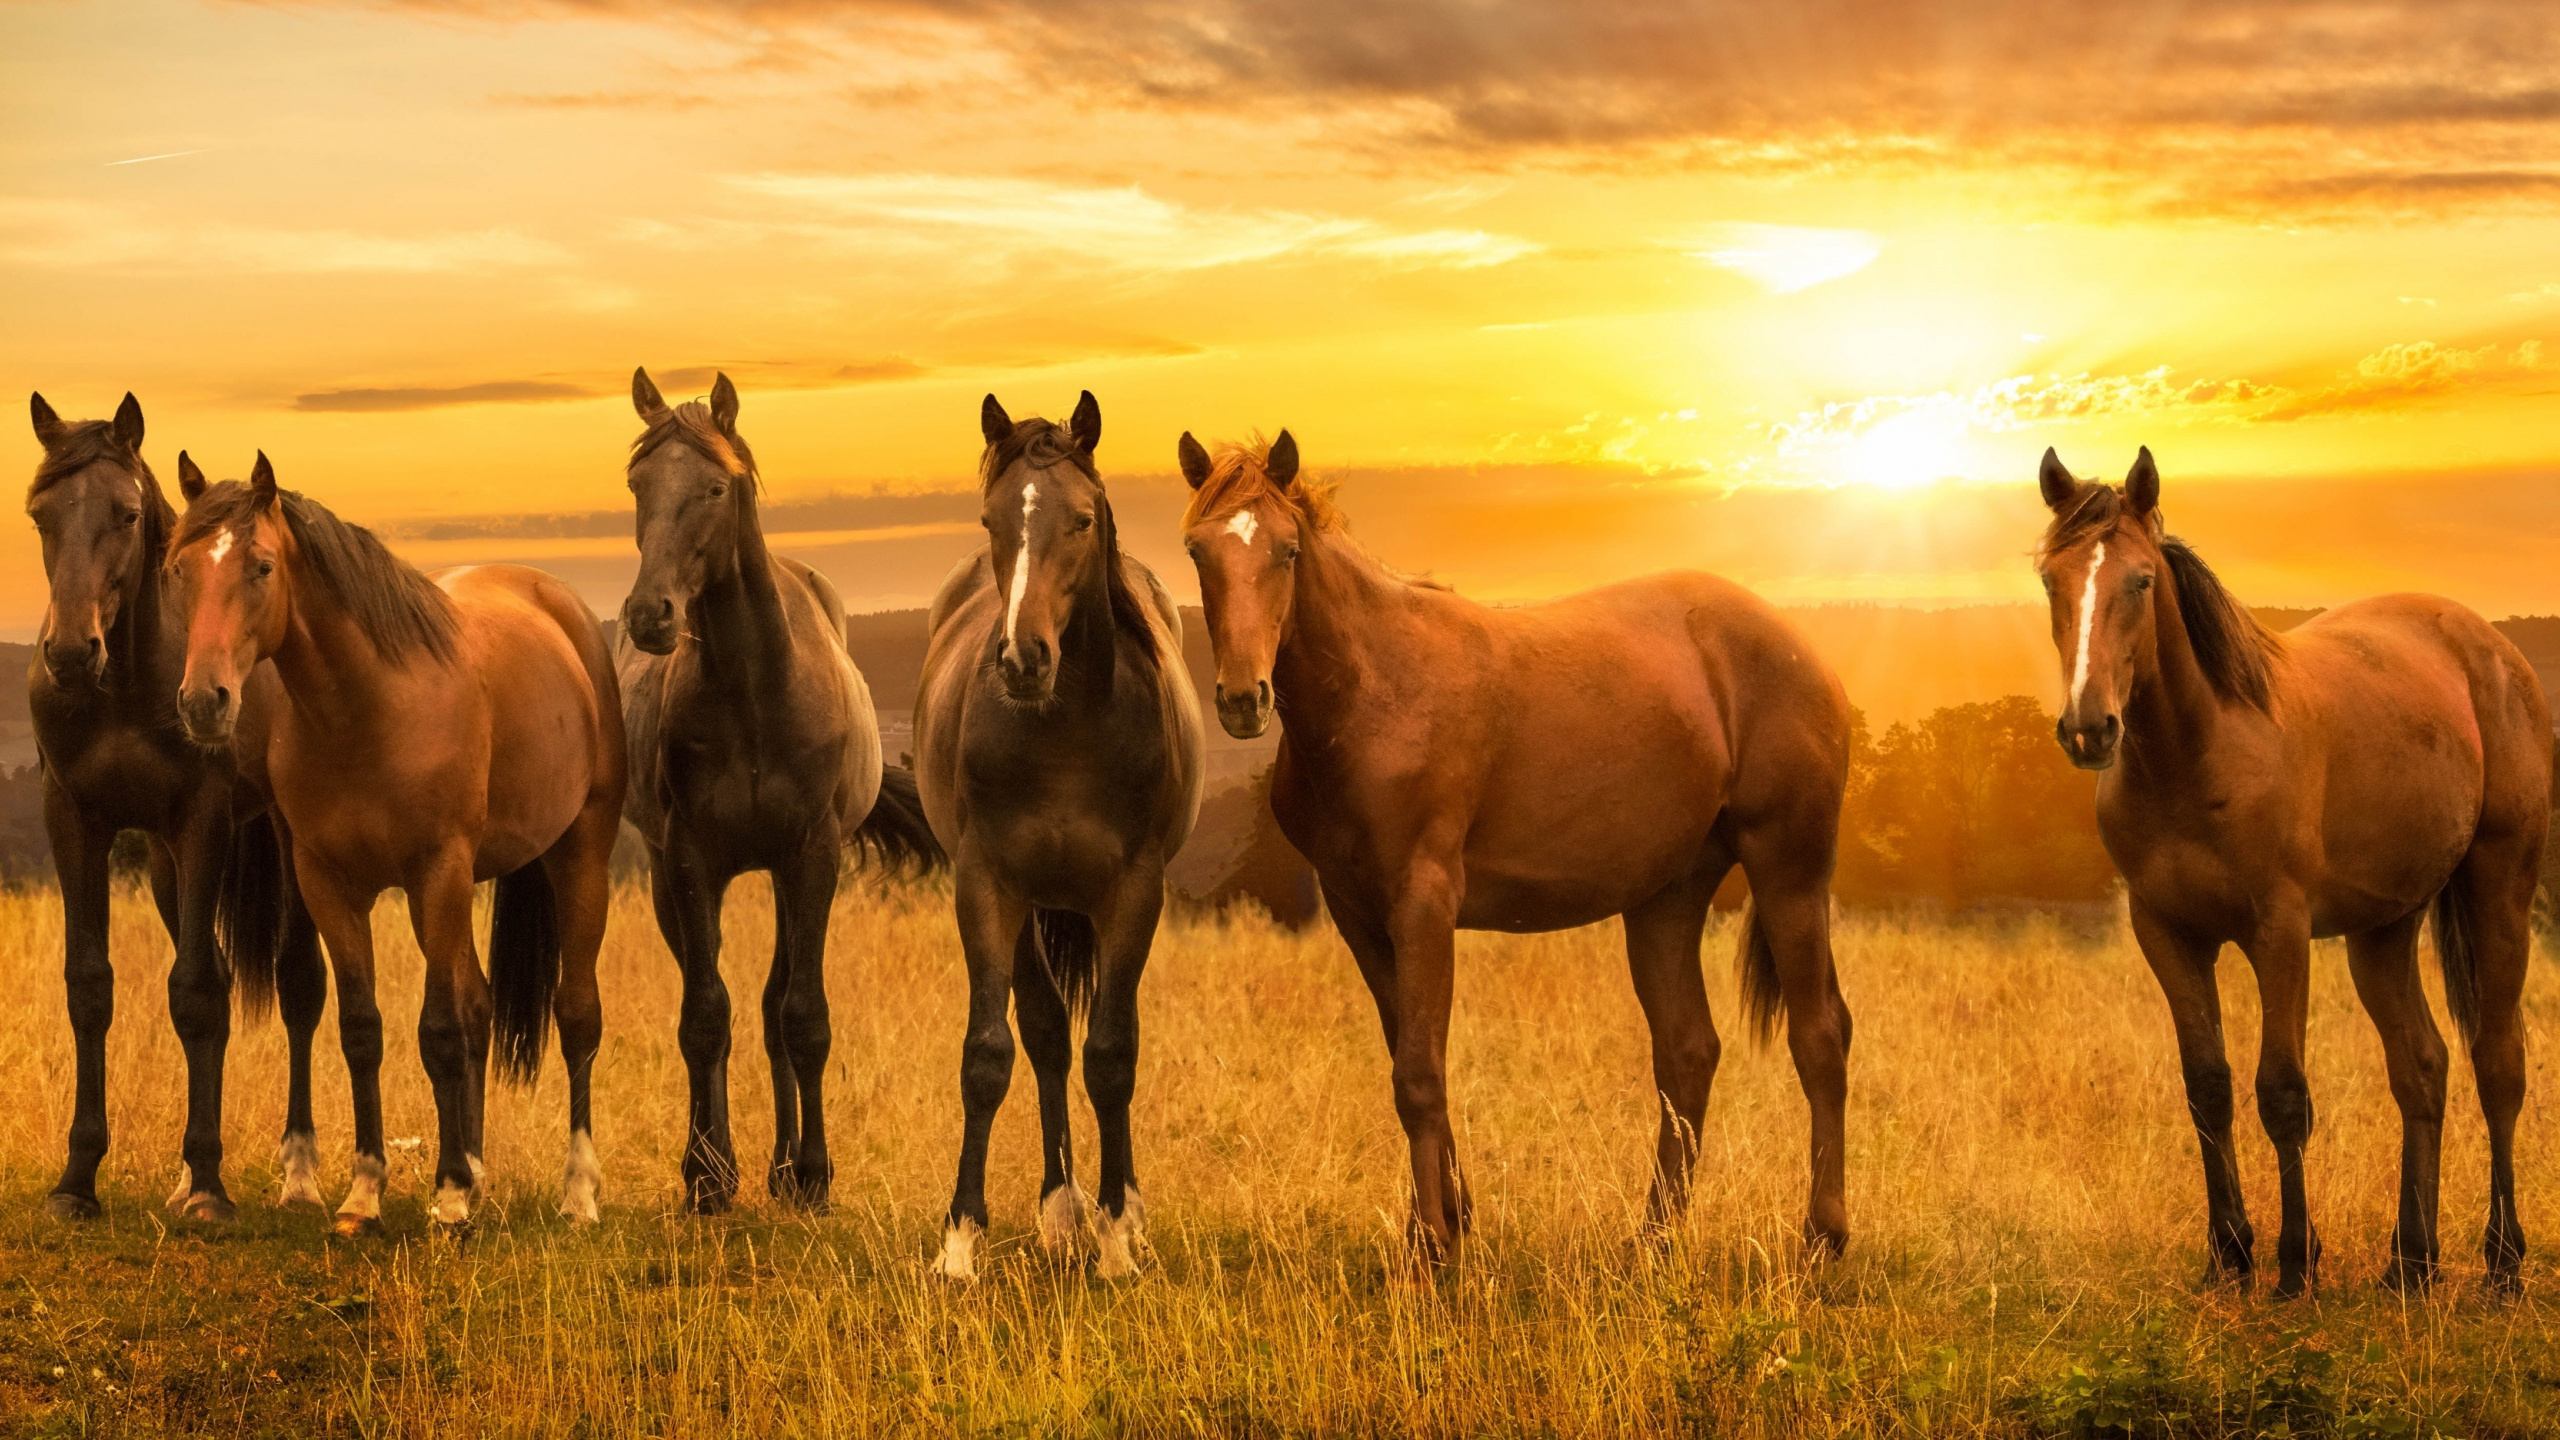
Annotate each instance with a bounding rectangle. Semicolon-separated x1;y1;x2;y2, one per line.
2261;339;2548;421
1680;223;1881;295
293;357;931;412
1770;367;2280;453
296;380;598;412
0;197;570;274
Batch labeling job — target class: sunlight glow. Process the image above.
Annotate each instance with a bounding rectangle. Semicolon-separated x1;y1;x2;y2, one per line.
1687;224;1883;295
1838;409;1970;491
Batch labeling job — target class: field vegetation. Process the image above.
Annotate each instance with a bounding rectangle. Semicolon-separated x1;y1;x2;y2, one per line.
0;874;2555;1437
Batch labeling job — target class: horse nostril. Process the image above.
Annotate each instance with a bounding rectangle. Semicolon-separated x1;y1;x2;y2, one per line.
213;685;231;711
1256;680;1271;709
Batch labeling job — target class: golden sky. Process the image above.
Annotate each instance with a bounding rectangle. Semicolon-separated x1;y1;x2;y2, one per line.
9;0;2560;637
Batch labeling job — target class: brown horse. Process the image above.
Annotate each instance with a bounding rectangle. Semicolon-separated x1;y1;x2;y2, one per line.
23;395;322;1221
916;393;1203;1279
167;454;626;1233
617;367;940;1215
1177;431;1856;1261
2034;448;2547;1294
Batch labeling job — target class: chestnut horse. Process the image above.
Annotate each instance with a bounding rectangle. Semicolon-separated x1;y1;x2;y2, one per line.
1177;431;1856;1261
2035;449;2547;1294
916;393;1203;1279
168;455;626;1233
23;395;322;1221
617;368;941;1214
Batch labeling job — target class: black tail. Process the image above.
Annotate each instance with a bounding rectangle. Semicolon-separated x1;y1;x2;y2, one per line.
1735;900;1785;1046
1032;908;1098;1019
490;859;560;1084
2431;870;2481;1047
852;764;948;873
219;813;288;1019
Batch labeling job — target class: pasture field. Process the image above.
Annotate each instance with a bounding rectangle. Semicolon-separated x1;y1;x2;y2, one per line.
0;876;2556;1438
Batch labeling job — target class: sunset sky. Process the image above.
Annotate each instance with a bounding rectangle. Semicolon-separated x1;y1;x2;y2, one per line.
9;1;2560;645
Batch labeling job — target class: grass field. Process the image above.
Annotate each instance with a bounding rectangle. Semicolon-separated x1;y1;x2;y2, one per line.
0;875;2555;1438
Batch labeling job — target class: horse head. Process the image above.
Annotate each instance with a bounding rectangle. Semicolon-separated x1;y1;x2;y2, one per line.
977;390;1112;706
1178;429;1306;739
26;392;162;688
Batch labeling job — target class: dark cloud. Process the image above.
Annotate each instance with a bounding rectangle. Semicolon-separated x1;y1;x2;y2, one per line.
292;358;929;412
294;380;596;411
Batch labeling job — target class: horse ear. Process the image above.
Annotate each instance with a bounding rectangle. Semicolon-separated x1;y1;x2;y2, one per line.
709;372;740;433
2125;446;2160;518
1268;429;1300;489
1177;432;1213;490
111;393;144;451
980;394;1012;447
177;451;206;502
632;367;669;423
1069;390;1101;455
2037;447;2077;512
31;392;64;447
249;451;278;508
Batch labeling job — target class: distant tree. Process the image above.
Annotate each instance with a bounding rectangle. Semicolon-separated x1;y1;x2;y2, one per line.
1835;696;2115;908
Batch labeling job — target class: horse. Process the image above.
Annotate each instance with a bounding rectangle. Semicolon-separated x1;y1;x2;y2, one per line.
616;367;942;1215
166;453;626;1233
1176;430;1857;1262
22;393;325;1222
915;392;1202;1280
2033;448;2548;1295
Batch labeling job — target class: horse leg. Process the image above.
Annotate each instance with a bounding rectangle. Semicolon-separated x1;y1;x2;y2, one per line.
165;799;236;1221
653;837;738;1213
409;855;489;1230
544;801;617;1224
297;858;389;1237
933;847;1028;1281
1086;868;1167;1278
1323;880;1400;1058
2449;839;2539;1290
273;859;328;1208
2344;913;2444;1288
1732;847;1852;1257
1386;860;1468;1261
2129;901;2254;1282
44;782;113;1220
2241;908;2320;1297
769;834;841;1211
1624;869;1725;1235
1011;916;1084;1254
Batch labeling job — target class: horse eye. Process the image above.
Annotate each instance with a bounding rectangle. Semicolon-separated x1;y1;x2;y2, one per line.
708;484;727;498
1075;513;1095;532
255;559;274;579
1277;542;1301;564
2128;573;2152;593
120;510;141;528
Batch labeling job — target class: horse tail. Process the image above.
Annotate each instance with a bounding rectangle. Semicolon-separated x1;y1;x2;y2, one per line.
2431;868;2481;1048
852;765;948;873
1033;908;1098;1020
218;812;288;1020
490;859;561;1084
1735;900;1786;1046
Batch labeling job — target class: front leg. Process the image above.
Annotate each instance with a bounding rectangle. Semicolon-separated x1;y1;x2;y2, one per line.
1386;859;1469;1263
2241;907;2320;1297
295;856;389;1237
165;798;237;1221
769;831;842;1211
44;781;113;1220
410;852;492;1230
2128;902;2256;1283
1084;864;1168;1278
651;836;738;1213
933;843;1029;1281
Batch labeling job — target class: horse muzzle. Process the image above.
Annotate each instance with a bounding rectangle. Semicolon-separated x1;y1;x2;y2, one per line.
39;634;105;688
1215;679;1273;739
620;595;681;656
997;636;1056;704
177;680;238;747
2056;713;2122;771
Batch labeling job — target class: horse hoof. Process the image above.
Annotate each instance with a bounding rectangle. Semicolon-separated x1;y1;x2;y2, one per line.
932;1219;982;1282
176;1191;237;1224
433;1218;474;1244
333;1213;382;1239
687;1188;734;1218
1094;1191;1151;1279
2381;1258;2436;1293
1037;1185;1087;1255
44;1192;101;1222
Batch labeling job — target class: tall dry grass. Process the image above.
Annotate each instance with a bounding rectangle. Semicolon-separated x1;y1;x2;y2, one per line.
0;875;2554;1436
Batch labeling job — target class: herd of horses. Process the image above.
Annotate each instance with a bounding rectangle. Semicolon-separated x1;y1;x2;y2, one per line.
20;379;2545;1295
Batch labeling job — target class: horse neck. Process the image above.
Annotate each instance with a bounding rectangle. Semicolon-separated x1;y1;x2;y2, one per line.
1059;549;1126;711
2117;566;2232;785
268;567;409;730
1270;522;1416;734
690;489;795;687
107;504;176;702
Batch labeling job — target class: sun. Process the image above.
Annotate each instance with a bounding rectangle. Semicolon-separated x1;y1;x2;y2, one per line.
1837;409;1970;491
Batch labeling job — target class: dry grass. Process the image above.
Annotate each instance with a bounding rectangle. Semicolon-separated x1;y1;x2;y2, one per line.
0;876;2555;1437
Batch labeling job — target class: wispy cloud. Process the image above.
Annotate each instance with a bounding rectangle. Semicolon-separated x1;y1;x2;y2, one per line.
1680;223;1881;295
293;357;932;412
2261;339;2547;421
105;150;203;167
0;198;570;274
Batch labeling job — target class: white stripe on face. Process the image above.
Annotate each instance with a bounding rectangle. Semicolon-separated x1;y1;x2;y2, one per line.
208;531;234;565
1003;480;1038;645
2069;540;2108;709
1225;508;1258;546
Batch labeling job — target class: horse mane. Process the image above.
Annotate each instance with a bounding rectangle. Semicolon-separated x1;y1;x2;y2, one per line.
981;417;1158;667
174;480;461;666
1181;433;1343;534
2040;482;2279;712
29;419;174;526
631;400;759;492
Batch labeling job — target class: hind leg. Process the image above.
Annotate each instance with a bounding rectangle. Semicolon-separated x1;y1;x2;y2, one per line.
544;803;616;1224
1012;920;1083;1254
935;844;1028;1281
1625;867;1725;1234
1087;867;1168;1278
654;836;738;1213
2345;912;2445;1288
274;859;328;1208
2453;841;2539;1290
1734;835;1851;1256
768;833;840;1211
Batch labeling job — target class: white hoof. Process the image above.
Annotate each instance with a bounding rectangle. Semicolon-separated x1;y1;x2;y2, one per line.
165;1166;194;1211
432;1181;472;1228
560;1130;602;1224
333;1153;387;1236
276;1133;325;1208
932;1218;983;1282
1037;1184;1086;1254
1094;1188;1149;1279
466;1153;486;1187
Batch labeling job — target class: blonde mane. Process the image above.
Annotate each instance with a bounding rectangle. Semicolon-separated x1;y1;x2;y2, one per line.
1181;433;1342;533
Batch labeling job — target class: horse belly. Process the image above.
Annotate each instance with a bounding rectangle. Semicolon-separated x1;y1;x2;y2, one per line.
1455;716;1727;931
475;634;603;877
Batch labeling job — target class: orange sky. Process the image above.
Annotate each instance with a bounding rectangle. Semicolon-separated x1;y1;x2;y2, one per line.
9;0;2560;639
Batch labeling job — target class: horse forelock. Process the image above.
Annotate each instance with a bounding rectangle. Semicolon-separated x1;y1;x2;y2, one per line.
1181;434;1341;533
632;400;756;489
980;417;1097;492
29;419;157;504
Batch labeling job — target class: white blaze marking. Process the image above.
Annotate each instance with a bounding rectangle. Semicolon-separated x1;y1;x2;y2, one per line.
932;1218;983;1281
208;531;233;565
1003;480;1038;646
1225;509;1258;546
2069;541;2107;709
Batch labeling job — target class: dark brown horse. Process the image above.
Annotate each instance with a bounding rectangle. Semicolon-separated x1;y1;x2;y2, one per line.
617;368;939;1214
917;393;1202;1279
1178;431;1856;1261
2034;448;2547;1294
168;455;625;1232
23;394;324;1223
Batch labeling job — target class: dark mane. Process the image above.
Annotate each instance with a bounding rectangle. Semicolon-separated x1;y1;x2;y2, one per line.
174;480;461;666
2040;482;2279;712
631;400;758;491
981;418;1159;668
